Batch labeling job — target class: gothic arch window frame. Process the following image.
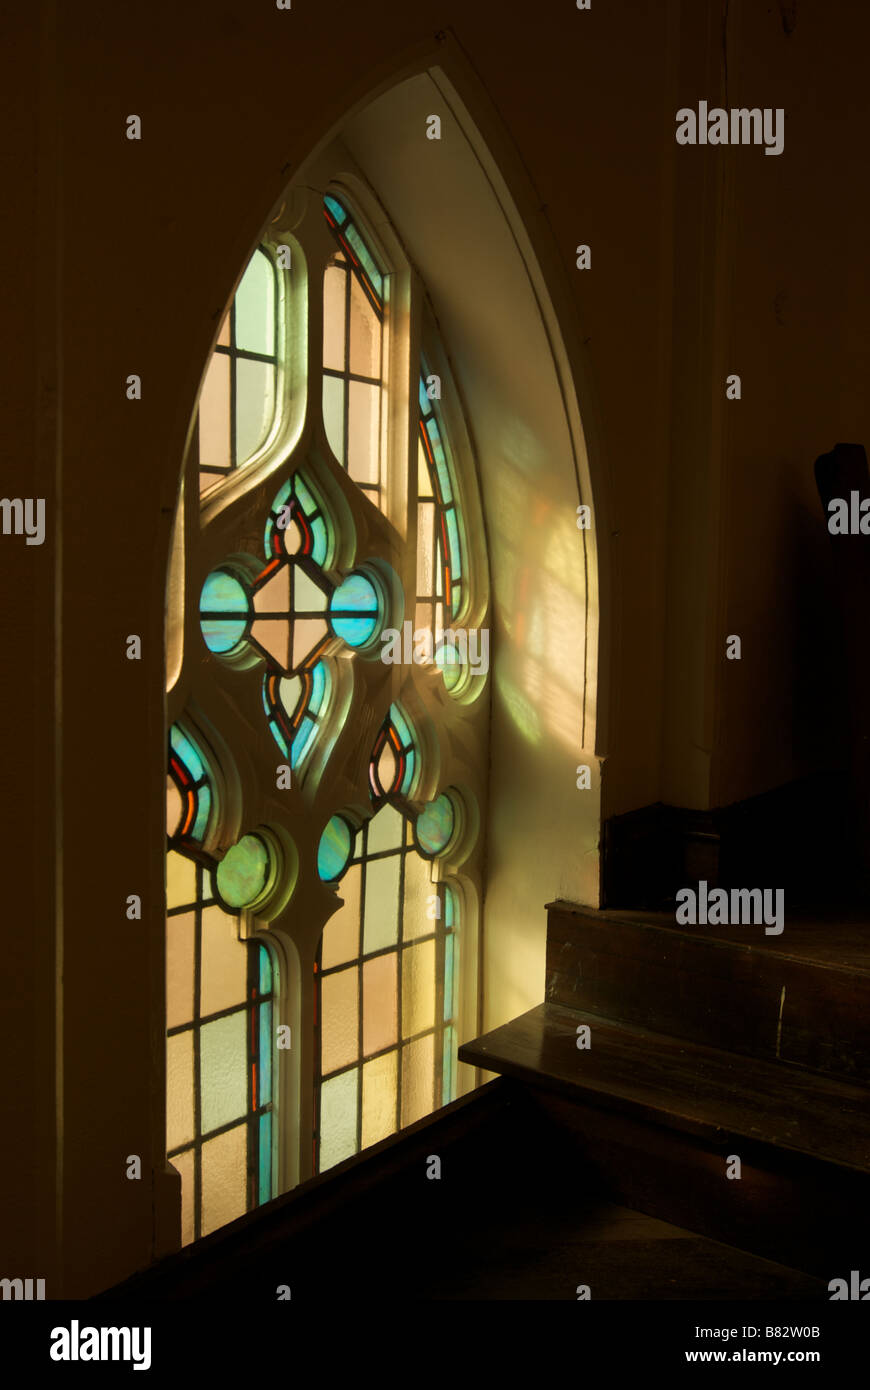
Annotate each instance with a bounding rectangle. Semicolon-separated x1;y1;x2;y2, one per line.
165;130;493;1245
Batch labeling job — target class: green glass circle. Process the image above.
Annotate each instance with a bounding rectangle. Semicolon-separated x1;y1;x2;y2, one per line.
216;833;271;908
415;793;456;857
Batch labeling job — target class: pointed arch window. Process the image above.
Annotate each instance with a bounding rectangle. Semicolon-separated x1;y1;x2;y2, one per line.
167;157;489;1247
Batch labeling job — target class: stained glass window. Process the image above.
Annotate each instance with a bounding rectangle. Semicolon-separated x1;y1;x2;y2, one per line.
169;171;487;1243
322;195;384;506
166;849;276;1243
314;800;461;1172
198;246;279;495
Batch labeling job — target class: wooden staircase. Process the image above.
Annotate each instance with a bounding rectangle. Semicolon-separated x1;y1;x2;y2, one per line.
459;901;870;1279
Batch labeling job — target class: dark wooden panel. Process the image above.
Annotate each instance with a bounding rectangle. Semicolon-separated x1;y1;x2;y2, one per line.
527;1087;868;1280
458;1002;870;1172
545;902;870;1081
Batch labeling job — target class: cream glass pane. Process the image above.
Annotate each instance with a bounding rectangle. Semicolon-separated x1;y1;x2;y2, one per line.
321;966;359;1075
362;952;397;1056
216;312;230;348
166;776;183;839
418;438;432;497
166;1032;194;1150
235;357;274;464
402;939;436;1037
367;803;404;854
171;1148;195;1247
292;616;328;669
167;850;196;910
415;601;433;638
417;502;436;595
402;1032;435;1127
166;910;195;1029
348;272;381;379
200;1011;247;1132
401;851;434;942
253;566;290;614
200;905;247;1017
323;375;345;465
362;1051;397;1148
347;380;380;486
251;617;290;668
323;262;347;371
235;251;274;356
198;353;231;469
376;740;398;795
295;569;328;613
322;865;361;969
363;854;400;954
201;1123;247;1236
320;1069;358;1171
279;674;302;717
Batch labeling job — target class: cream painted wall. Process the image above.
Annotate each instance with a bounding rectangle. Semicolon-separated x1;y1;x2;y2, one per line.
338;72;601;1028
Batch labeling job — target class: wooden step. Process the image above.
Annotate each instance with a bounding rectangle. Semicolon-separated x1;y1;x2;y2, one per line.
546;900;870;1082
459;1003;870;1276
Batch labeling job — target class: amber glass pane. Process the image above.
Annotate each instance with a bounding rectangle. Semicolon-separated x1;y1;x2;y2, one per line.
362;952;397;1056
167;850;196;910
322;865;361;968
166;911;195;1029
172;1148;195;1247
323;261;346;371
321;966;359;1074
200;906;247;1017
198;353;231;469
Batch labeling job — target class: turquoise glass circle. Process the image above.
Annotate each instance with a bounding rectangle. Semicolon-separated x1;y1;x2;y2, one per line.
318;815;353;882
200;569;250;654
329;572;381;648
415;793;456;857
